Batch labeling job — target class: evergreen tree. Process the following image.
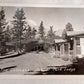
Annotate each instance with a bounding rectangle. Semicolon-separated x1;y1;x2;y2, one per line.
32;27;37;39
25;25;32;39
62;22;73;40
62;29;67;40
0;8;7;55
47;26;55;39
5;25;11;42
12;8;27;53
66;22;73;31
38;21;45;39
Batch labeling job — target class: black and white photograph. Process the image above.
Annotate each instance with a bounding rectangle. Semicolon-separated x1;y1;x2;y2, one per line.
1;6;84;75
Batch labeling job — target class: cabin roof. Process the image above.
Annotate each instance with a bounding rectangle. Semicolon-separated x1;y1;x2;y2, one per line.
54;39;67;43
66;31;84;37
6;39;38;46
55;35;62;39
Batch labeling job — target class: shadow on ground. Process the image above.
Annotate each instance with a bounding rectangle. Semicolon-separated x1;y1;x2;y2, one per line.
0;52;25;59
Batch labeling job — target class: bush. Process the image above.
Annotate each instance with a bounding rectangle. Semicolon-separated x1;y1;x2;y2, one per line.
70;56;79;63
61;55;69;61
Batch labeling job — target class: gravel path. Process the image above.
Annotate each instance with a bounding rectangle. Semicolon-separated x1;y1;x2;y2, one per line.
0;52;72;74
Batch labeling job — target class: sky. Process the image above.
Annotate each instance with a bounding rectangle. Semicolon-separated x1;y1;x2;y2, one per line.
1;7;84;35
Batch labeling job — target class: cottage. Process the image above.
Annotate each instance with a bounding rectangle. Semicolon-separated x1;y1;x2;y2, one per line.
66;31;84;58
54;39;70;59
54;31;84;59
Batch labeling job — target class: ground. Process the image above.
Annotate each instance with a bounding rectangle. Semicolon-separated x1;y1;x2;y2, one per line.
0;52;72;75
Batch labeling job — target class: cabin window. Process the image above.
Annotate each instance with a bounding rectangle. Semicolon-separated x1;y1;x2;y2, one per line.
76;37;80;45
64;44;68;52
57;44;60;51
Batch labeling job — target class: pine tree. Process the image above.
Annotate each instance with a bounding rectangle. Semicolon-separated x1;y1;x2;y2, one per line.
62;29;67;40
0;8;7;55
5;25;11;42
66;22;73;31
47;26;55;39
32;27;37;39
12;8;27;53
38;21;45;39
25;25;32;39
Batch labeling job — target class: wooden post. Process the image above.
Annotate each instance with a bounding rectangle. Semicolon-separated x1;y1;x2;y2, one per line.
34;46;35;51
37;45;39;53
73;37;76;57
60;44;62;56
68;42;70;56
55;44;57;54
62;44;64;56
60;44;64;56
59;44;61;57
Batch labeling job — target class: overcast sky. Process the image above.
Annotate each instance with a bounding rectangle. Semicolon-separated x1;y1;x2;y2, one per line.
1;7;84;34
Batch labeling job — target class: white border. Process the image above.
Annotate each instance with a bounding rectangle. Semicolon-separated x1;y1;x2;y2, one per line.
0;75;84;80
0;0;84;80
0;2;84;8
